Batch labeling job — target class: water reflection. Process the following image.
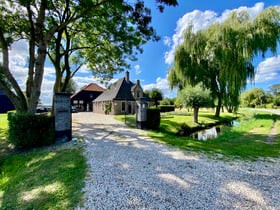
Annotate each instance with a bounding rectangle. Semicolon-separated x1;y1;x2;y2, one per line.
191;120;238;141
191;127;221;140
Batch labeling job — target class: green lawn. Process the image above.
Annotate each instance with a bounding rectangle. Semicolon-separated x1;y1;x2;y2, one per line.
0;114;87;209
0;114;10;159
115;109;280;159
150;109;280;159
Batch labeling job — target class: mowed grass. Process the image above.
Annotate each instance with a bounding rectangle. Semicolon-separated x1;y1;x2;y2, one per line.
0;114;11;158
115;109;280;159
0;114;87;209
149;109;280;159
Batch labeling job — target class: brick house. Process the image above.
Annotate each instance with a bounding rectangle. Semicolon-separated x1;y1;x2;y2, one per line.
93;71;150;115
0;90;15;113
71;83;105;112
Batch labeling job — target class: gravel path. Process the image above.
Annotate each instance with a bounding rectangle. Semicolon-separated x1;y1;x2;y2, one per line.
73;112;280;210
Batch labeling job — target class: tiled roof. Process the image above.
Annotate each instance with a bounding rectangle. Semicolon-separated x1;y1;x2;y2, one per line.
93;77;150;102
93;77;134;102
71;83;105;99
82;83;105;92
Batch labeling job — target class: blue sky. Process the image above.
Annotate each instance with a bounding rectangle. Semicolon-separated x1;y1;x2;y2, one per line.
6;1;280;104
124;0;280;98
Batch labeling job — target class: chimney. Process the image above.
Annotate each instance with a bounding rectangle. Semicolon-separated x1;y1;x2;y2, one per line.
136;79;140;86
125;71;129;82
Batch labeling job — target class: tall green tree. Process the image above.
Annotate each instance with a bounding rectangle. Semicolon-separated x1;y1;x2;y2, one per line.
268;84;280;96
0;0;178;114
178;83;212;123
145;88;163;107
241;88;266;107
169;6;280;117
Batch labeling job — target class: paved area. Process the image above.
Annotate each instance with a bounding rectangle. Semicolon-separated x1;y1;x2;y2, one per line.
72;112;280;209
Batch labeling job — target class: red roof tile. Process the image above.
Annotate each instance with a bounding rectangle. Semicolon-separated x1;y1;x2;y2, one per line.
82;83;105;92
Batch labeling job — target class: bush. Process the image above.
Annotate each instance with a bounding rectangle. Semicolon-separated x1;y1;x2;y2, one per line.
176;123;192;136
8;113;55;150
146;108;160;130
159;105;175;113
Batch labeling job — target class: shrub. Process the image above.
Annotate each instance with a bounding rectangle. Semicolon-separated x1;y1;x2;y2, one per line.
176;123;192;136
146;108;160;130
104;102;112;115
159;105;175;113
8;113;55;150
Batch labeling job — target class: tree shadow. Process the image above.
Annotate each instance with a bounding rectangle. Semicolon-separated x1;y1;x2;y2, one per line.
0;147;86;209
74;119;280;209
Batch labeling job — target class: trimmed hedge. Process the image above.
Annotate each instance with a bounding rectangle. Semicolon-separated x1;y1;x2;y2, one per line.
159;105;175;113
8;113;55;150
146;108;160;130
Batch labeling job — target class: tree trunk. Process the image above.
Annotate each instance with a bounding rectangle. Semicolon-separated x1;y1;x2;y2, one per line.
27;0;48;114
193;106;199;123
28;41;47;114
215;94;222;117
0;29;28;113
26;5;36;102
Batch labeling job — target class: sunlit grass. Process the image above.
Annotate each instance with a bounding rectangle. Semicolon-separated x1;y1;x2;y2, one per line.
0;113;87;209
115;114;136;127
0;148;86;209
0;114;8;129
0;114;11;160
148;109;280;159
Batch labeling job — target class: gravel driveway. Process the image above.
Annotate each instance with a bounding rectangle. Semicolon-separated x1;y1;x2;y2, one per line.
73;112;280;210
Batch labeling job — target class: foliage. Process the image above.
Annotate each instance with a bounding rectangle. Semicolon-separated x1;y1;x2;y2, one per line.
177;123;192;136
178;83;212;123
104;102;112;115
0;148;86;209
145;88;163;107
159;105;175;113
268;84;280;96
160;98;175;105
8;114;55;150
169;7;280;117
147;108;161;130
149;109;280;159
273;96;280;107
241;88;266;107
0;0;178;114
64;78;77;94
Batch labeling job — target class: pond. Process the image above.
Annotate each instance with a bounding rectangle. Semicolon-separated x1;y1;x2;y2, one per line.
191;120;239;141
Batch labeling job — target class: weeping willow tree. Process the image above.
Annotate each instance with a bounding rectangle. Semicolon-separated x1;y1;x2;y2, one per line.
169;6;280;117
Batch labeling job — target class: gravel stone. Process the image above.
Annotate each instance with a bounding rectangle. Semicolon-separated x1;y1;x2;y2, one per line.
73;113;280;210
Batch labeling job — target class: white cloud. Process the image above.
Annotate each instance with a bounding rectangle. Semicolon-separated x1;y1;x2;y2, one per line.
74;76;101;88
3;40;57;105
143;77;177;98
40;78;55;105
7;41;29;90
254;56;280;83
134;64;141;75
163;36;172;47
164;2;265;64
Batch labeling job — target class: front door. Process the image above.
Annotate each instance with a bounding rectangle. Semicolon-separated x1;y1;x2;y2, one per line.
128;102;132;114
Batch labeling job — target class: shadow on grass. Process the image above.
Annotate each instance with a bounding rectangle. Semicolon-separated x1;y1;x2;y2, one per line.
254;113;280;121
150;119;280;160
0;148;86;209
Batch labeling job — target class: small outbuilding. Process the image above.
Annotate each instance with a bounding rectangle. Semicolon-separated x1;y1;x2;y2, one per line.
92;71;150;115
71;83;105;112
